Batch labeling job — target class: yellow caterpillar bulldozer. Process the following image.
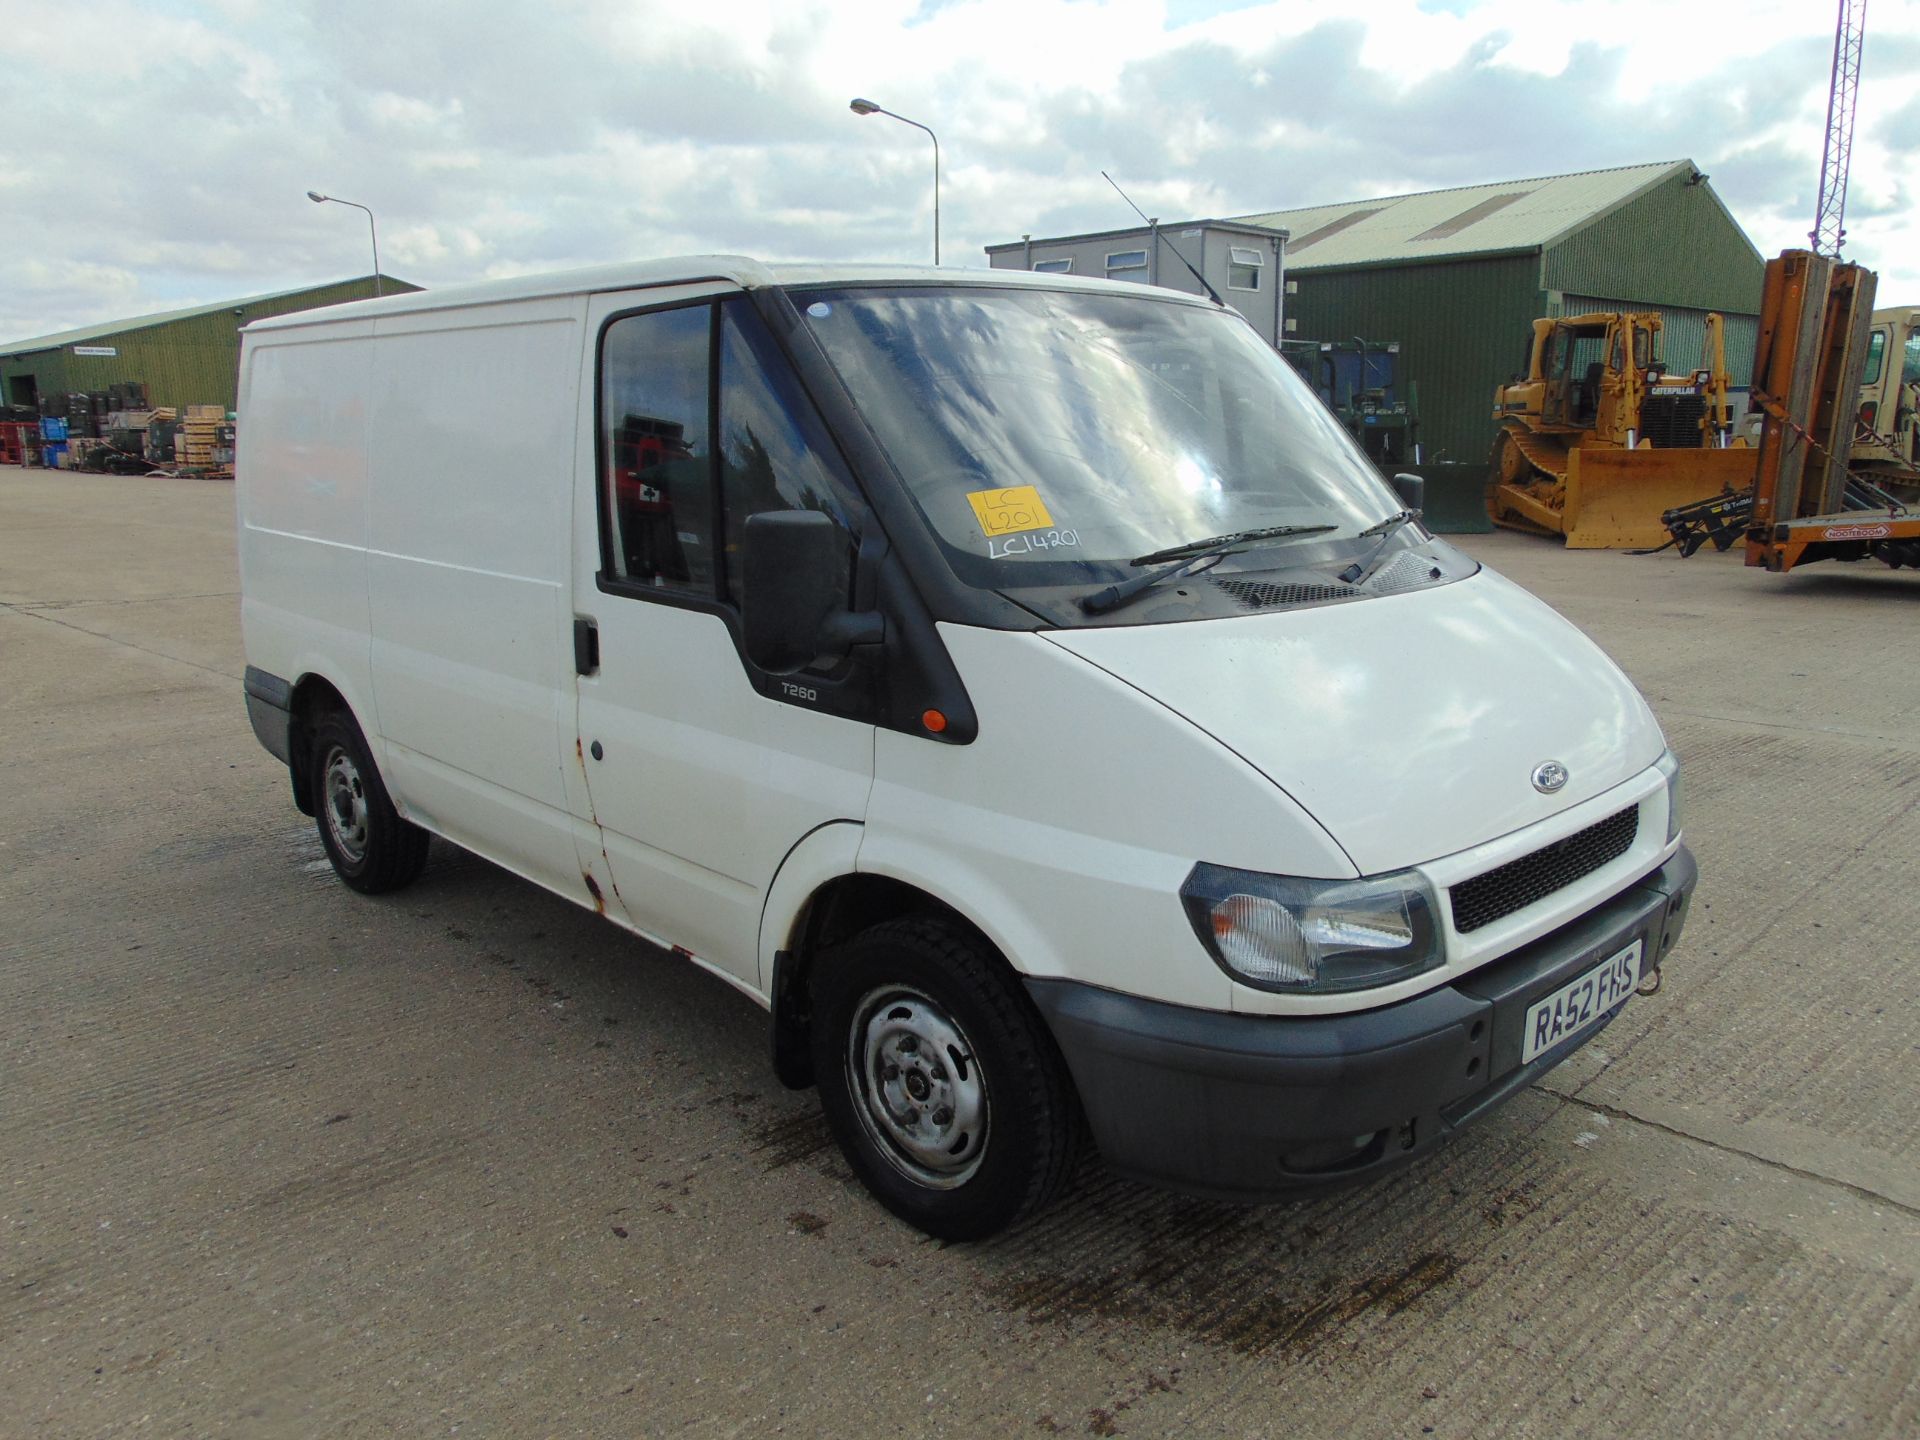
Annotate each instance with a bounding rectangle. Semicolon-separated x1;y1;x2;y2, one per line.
1485;311;1758;548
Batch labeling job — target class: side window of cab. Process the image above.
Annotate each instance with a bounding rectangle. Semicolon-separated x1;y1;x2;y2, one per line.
599;298;859;624
602;304;715;593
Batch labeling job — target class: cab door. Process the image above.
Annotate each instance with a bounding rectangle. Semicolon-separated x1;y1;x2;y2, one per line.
1539;325;1572;428
568;286;876;991
1901;321;1920;463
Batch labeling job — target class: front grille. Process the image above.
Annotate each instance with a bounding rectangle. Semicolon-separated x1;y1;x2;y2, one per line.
1450;805;1639;933
1213;578;1353;610
1641;393;1707;448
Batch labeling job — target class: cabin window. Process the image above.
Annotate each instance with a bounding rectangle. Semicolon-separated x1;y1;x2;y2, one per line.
598;299;858;613
715;302;859;612
601;304;717;595
1862;331;1886;387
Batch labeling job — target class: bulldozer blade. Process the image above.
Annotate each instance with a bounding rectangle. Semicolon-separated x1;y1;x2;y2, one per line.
1560;447;1759;549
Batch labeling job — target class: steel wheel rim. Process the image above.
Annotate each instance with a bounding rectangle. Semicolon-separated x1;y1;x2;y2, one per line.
846;985;988;1189
322;745;370;864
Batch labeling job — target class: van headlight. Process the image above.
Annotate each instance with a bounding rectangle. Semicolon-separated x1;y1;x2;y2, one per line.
1654;748;1683;843
1179;864;1443;993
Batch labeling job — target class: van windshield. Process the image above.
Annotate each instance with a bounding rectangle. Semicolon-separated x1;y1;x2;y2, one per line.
794;285;1403;599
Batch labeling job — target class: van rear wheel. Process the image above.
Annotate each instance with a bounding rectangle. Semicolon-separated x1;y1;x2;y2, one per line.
811;917;1079;1240
309;711;430;894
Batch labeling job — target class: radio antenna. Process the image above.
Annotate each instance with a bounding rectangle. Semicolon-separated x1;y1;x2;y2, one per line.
1100;171;1225;306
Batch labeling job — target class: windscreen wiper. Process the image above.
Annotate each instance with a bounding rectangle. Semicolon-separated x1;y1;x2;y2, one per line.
1130;524;1337;567
1080;523;1344;616
1078;550;1233;616
1339;510;1423;586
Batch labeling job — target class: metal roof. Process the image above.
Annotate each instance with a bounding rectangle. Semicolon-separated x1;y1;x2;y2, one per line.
983;218;1290;254
2;276;406;353
244;257;1220;334
1234;160;1697;270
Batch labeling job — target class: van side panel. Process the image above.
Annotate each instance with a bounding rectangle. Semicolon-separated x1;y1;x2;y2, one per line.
236;321;377;733
364;298;587;895
860;626;1357;1012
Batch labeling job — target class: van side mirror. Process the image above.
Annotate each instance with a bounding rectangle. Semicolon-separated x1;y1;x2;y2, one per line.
1390;472;1425;513
741;511;884;674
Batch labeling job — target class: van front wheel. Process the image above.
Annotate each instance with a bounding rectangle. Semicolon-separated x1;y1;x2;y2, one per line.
811;918;1078;1240
309;711;430;894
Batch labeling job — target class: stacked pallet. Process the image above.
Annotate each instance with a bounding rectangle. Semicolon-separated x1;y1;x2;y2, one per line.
180;405;225;468
146;408;179;465
40;383;148;440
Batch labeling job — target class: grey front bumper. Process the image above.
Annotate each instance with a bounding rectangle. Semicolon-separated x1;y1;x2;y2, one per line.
1028;846;1696;1201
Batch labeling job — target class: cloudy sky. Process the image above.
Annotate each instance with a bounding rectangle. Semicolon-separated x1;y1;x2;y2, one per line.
4;0;1917;340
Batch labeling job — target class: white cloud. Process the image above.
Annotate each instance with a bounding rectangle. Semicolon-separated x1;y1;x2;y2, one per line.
0;0;1915;341
385;224;453;266
368;92;465;129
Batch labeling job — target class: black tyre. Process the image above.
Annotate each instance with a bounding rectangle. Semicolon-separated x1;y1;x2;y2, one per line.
811;917;1079;1240
309;710;431;894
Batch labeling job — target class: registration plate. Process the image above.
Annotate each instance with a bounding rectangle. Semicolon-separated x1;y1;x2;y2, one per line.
1521;940;1642;1063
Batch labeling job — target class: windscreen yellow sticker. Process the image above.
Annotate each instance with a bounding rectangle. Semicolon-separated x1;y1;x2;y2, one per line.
966;485;1055;538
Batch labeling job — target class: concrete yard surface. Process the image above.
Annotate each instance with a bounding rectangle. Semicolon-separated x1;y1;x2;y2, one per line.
2;468;1916;1438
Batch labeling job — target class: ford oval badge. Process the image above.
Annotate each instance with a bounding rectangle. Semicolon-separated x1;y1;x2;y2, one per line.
1532;760;1569;794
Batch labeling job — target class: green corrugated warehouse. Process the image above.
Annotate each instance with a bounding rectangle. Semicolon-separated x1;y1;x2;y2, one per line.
0;274;418;416
1236;159;1764;468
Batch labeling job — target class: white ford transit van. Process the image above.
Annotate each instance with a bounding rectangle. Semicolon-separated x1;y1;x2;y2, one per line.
238;258;1694;1240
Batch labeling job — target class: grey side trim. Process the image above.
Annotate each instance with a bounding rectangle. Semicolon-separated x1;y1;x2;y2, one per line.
244;666;291;708
244;666;293;764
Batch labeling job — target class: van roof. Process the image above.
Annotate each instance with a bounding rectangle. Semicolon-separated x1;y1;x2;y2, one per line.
241;256;1216;333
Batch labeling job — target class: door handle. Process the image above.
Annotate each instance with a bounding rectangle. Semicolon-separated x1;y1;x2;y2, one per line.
573;617;600;676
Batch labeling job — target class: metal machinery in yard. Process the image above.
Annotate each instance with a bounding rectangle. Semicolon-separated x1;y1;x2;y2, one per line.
1321;339;1419;468
1282;337;1421;467
0;419;42;466
1851;304;1920;501
1660;250;1920;574
1655;0;1919;574
1484;309;1754;549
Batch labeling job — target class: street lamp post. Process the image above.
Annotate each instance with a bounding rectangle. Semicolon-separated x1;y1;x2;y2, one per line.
306;191;383;296
849;98;939;265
